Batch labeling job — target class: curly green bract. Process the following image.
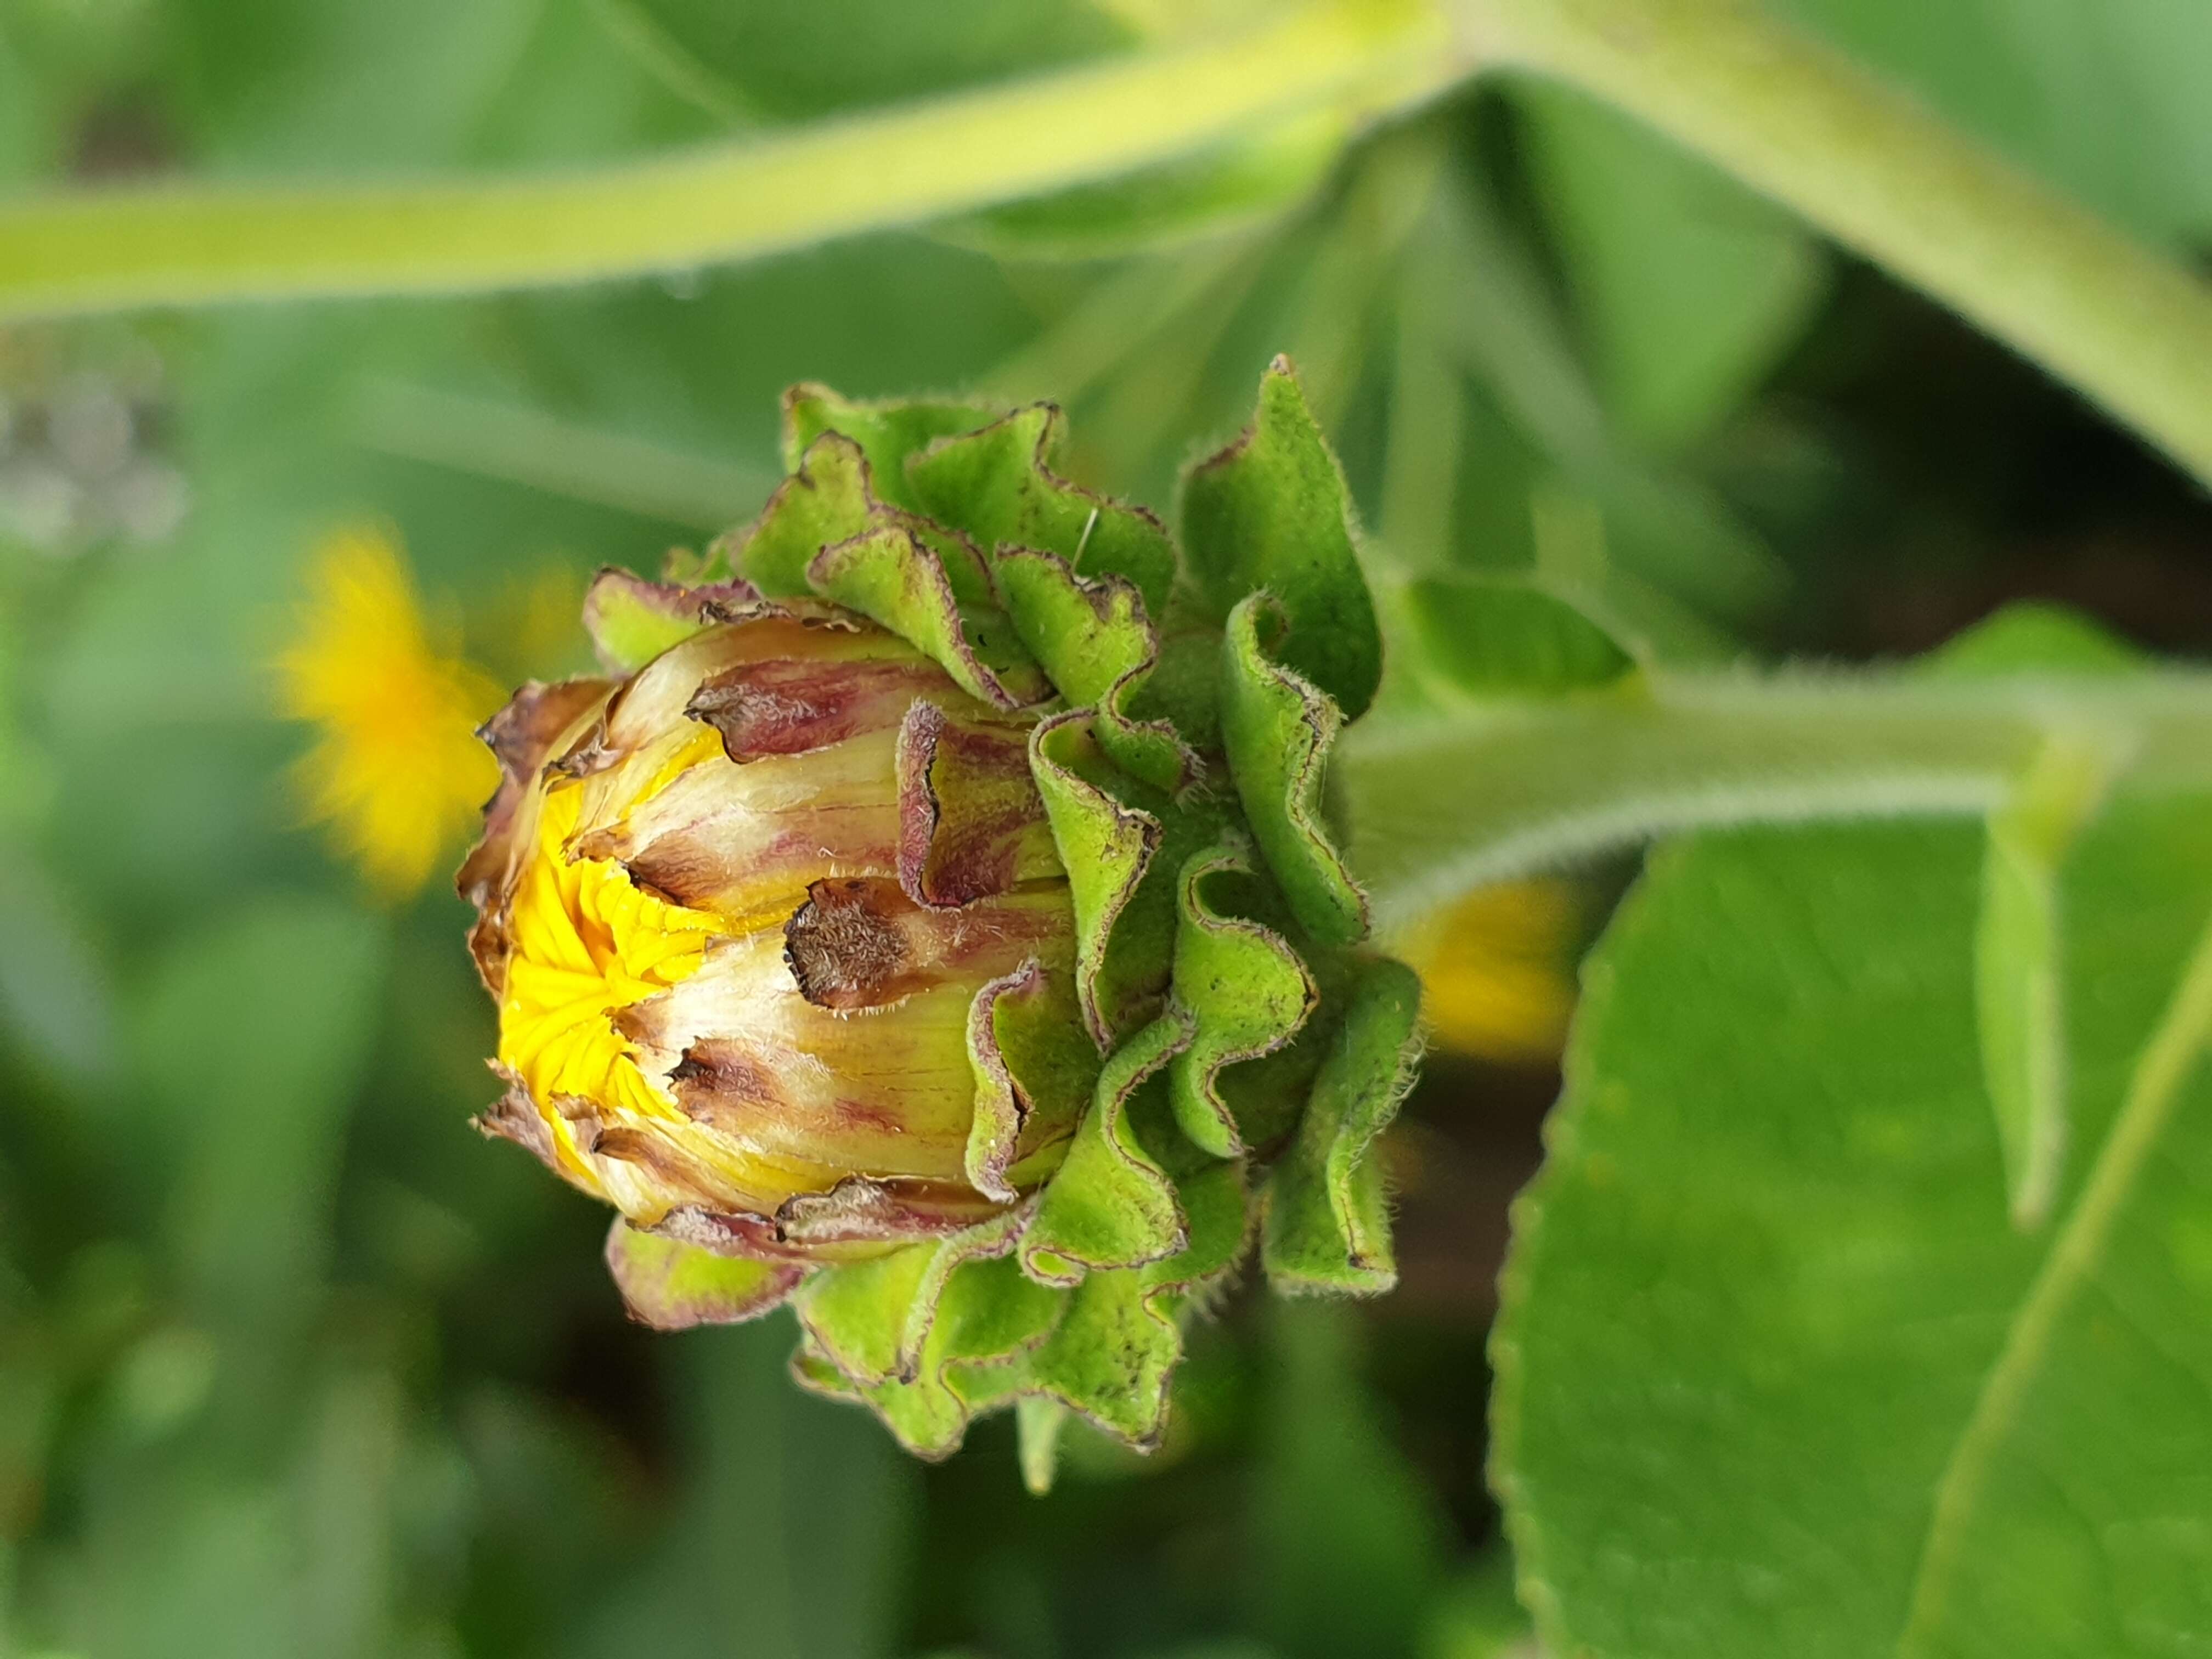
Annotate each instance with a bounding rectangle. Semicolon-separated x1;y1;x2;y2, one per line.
561;358;1421;1476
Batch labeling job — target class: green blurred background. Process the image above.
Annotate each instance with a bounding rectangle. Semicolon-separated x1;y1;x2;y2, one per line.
1;2;2208;1655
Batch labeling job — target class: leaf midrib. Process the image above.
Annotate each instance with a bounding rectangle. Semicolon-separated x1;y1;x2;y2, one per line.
1893;898;2212;1656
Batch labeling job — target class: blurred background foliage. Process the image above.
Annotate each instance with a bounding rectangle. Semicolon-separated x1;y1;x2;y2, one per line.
0;1;2207;1655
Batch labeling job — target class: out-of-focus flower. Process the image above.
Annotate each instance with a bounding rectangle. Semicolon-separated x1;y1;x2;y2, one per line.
1393;880;1580;1065
456;363;1425;1475
0;326;188;556
278;527;503;897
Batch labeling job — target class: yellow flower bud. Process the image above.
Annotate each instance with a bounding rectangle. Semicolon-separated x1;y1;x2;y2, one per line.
461;597;1076;1263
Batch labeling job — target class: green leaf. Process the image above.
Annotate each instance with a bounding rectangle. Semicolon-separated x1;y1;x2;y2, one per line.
718;431;876;595
603;1221;803;1330
1921;601;2133;1227
905;403;1177;611
1401;575;1636;698
1032;712;1172;1045
1023;1158;1250;1446
156;0;550;169
842;1251;1065;1456
966;962;1101;1202
1515;81;1827;449
781;383;1004;511
1182;357;1384;720
1261;956;1421;1295
1493;808;2212;1656
1014;1395;1069;1496
356;379;776;532
1022;1010;1194;1282
580;566;757;672
794;1206;1035;1387
1919;600;2146;679
1420;1551;1540;1659
994;547;1192;791
1221;596;1369;948
808;521;1050;708
791;1211;1063;1457
1419;176;1786;632
1166;836;1318;1159
1031;713;1226;1046
1975;732;2117;1228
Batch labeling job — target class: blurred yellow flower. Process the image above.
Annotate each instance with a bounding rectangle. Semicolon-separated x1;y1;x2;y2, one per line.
1395;879;1583;1065
276;527;504;898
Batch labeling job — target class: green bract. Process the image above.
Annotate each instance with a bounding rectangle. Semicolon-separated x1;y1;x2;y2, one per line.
465;358;1421;1480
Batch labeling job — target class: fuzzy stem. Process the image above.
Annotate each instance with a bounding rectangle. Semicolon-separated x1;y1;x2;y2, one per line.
1462;0;2212;488
0;1;1452;320
1341;668;2212;933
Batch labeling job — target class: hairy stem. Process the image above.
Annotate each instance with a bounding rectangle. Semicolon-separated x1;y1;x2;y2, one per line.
0;1;1452;320
1464;0;2212;487
1341;669;2212;933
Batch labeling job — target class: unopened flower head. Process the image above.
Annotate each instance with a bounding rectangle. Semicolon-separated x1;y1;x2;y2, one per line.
465;599;1079;1257
459;363;1424;1475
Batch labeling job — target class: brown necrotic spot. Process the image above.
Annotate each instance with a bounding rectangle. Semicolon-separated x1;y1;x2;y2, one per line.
612;840;726;911
669;1039;785;1118
775;1175;1005;1246
895;699;1057;907
783;877;917;1011
687;656;946;761
472;1069;561;1173
782;875;1074;1015
458;677;614;995
588;1124;733;1211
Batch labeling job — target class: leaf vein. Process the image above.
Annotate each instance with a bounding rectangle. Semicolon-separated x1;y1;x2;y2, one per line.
1894;898;2212;1655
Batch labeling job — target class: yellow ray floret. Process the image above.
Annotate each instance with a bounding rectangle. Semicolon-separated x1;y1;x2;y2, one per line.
496;781;729;1164
277;527;504;896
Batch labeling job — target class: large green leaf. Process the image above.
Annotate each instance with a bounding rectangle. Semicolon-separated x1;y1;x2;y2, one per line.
1493;808;2212;1656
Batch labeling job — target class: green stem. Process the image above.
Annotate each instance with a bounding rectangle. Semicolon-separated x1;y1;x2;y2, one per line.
0;1;1453;319
1340;669;2212;933
1464;0;2212;487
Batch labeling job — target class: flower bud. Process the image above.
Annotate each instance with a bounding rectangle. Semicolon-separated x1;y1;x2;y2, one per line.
463;598;1079;1262
460;362;1425;1475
